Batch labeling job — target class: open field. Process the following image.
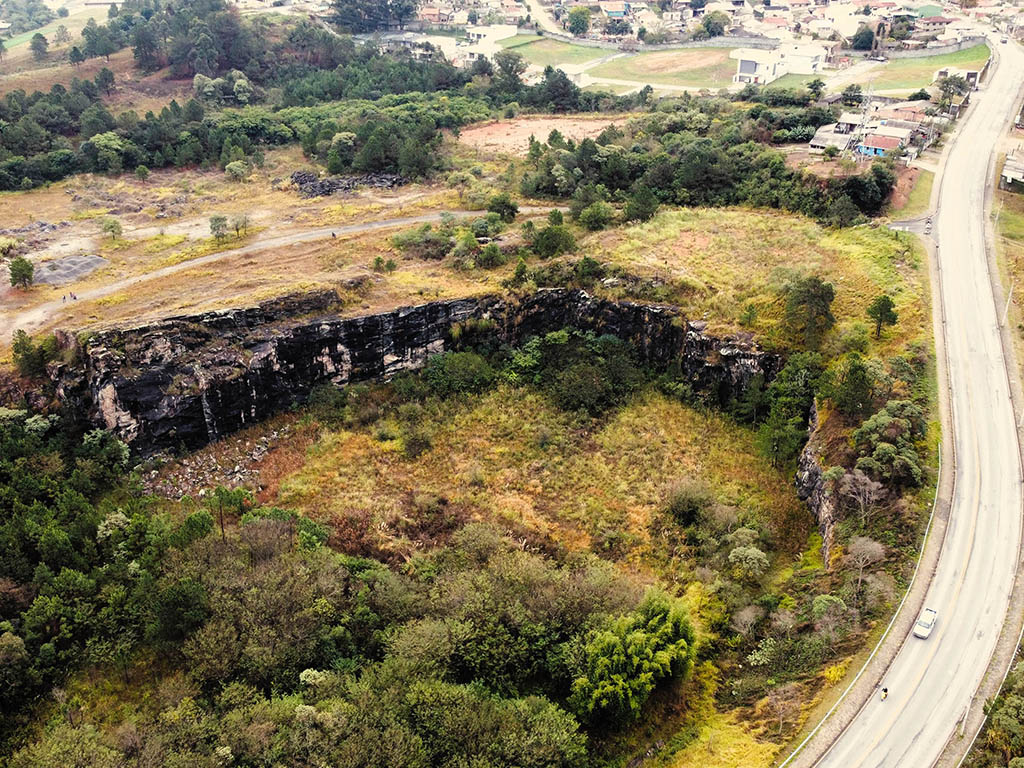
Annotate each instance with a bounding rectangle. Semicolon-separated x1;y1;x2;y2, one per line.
276;387;807;565
588;48;735;89
0;145;502;341
857;43;990;91
769;72;816;89
584;207;929;348
457;114;624;153
499;35;606;67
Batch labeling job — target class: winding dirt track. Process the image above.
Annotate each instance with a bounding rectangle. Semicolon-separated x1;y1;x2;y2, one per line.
1;207;553;341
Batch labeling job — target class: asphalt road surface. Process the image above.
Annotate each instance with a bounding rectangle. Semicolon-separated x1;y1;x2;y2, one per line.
818;37;1024;768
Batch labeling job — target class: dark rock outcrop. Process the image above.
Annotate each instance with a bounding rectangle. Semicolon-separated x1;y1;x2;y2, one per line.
51;289;780;457
794;400;838;566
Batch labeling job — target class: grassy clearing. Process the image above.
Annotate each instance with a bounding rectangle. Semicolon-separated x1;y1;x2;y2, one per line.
667;712;781;768
995;185;1024;371
892;169;934;218
276;386;807;567
499;37;605;67
588;49;735;88
587;208;928;350
861;44;990;91
770;73;815;89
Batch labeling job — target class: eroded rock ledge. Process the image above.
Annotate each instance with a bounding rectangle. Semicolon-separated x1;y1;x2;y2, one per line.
50;289;780;457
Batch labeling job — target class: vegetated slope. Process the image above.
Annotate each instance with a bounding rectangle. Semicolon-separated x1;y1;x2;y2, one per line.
0;192;936;766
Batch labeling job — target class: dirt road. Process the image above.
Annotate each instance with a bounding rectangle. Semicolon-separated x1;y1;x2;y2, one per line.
0;207;554;341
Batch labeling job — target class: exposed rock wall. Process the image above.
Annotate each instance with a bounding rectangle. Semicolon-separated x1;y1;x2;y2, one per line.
794;400;838;566
51;289;780;457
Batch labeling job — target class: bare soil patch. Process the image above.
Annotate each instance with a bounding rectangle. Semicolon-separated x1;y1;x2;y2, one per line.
458;116;622;155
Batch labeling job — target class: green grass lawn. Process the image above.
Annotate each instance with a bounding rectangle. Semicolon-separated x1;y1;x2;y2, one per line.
892;169;934;218
861;44;990;91
588;48;736;88
498;36;605;67
770;72;816;89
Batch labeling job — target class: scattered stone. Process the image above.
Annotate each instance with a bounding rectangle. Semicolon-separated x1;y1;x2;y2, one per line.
289;170;407;198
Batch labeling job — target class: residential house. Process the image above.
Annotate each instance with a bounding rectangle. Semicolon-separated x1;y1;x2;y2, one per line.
417;6;452;23
809;124;854;152
835;111;865;134
599;1;630;17
778;42;827;73
914;14;954;35
730;48;788;84
1001;146;1024;190
856;133;902;155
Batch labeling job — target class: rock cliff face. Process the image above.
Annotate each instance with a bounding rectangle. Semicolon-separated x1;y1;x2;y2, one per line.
51;289;780;457
794;400;838;566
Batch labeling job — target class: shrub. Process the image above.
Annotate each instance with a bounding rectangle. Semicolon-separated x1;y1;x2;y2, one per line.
12;330;57;378
532;224;575;259
578;202;615;231
424;352;496;398
476;242;506;268
392;224;452;260
487;192;519;223
664;477;713;526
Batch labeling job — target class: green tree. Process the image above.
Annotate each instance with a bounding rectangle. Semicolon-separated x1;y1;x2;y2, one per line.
851;24;875;50
729;545;769;582
95;67;115;95
209;214;229;240
487;192;519;223
807;77;826;100
937;74;969;106
568;6;590;35
833;352;875;416
841;83;863;106
8;256;34;289
623;185;659;223
224;160;249;181
866;293;898;338
29;33;48;60
569;591;696;724
493;50;527;99
231;214;250;237
131;22;161;70
783;275;836;348
578;201;615;231
135;165;150;182
101;217;122;240
0;39;6;62
701;10;730;36
11;330;56;376
853;399;926;486
54;24;70;44
68;45;85;66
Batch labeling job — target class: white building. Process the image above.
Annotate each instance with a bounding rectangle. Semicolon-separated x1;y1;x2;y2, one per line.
730;42;826;84
731;48;788;84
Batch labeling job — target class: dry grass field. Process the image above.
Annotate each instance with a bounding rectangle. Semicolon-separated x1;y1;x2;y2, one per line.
588;48;736;89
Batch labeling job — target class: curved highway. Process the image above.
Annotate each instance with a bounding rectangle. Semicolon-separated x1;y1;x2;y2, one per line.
818;37;1024;768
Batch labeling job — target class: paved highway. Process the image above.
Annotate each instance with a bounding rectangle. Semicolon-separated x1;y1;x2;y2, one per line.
818;37;1024;768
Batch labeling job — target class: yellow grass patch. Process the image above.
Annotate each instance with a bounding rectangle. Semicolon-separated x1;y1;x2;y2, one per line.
667;712;780;768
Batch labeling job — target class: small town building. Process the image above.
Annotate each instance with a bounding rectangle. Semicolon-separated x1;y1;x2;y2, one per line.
856;134;903;155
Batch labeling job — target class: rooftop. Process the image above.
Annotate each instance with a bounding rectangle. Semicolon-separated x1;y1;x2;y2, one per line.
860;134;903;150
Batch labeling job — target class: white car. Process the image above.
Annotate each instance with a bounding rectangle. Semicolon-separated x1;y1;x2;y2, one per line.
913;608;938;639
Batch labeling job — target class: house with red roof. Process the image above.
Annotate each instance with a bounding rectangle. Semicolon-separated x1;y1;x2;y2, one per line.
856;134;903;156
